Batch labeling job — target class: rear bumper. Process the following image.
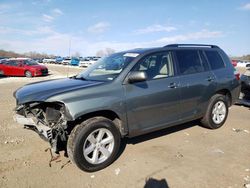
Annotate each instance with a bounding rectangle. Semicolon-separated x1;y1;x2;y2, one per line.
231;85;241;105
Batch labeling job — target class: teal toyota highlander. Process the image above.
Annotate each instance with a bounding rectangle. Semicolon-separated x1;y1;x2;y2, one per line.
14;44;240;172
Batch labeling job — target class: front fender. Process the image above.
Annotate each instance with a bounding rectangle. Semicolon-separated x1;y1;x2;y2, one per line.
45;83;128;134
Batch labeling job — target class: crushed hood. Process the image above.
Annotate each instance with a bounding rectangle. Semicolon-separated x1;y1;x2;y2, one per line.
14;78;104;105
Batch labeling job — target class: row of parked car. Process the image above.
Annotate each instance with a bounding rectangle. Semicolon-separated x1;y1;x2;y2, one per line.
231;60;250;68
0;55;103;78
42;56;102;68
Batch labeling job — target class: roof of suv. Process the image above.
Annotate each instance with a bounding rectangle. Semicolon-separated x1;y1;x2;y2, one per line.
122;44;220;54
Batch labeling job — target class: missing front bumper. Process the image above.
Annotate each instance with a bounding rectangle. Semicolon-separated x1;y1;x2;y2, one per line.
14;114;52;141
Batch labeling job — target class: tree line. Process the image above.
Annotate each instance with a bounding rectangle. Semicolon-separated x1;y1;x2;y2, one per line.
0;50;56;59
0;48;116;59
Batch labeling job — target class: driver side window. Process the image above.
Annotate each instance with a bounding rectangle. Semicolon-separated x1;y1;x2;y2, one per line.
133;52;174;80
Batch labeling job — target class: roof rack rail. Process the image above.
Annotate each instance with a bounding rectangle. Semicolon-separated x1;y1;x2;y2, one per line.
164;44;219;48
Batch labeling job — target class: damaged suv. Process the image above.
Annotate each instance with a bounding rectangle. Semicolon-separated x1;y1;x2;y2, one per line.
14;44;240;172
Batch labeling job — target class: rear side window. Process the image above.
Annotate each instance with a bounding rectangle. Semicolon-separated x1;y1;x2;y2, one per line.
205;51;225;70
175;50;204;75
6;61;18;66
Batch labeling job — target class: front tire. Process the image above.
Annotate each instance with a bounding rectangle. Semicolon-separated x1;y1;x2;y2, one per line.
67;117;121;172
201;94;228;129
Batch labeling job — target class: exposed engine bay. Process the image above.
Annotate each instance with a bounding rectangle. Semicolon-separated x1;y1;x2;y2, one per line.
14;102;71;153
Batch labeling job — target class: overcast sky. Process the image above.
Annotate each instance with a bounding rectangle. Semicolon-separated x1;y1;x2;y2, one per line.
0;0;250;56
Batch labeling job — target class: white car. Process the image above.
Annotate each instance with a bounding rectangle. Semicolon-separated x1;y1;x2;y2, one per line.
42;58;56;64
62;58;71;65
79;57;101;68
237;61;250;68
9;57;30;61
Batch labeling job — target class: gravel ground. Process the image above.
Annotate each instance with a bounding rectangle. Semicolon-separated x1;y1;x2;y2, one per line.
0;64;250;188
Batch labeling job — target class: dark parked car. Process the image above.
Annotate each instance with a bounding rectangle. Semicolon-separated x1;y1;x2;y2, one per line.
241;74;250;91
238;73;250;104
13;44;240;172
0;58;48;77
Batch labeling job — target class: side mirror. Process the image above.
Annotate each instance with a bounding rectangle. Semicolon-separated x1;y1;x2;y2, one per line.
128;71;147;83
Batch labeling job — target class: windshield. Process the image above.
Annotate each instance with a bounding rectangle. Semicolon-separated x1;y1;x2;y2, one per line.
76;52;138;81
24;60;39;65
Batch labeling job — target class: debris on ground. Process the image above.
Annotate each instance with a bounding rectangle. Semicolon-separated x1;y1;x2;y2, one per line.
175;152;184;158
184;132;190;136
1;175;7;181
90;175;95;179
115;168;121;175
23;161;31;167
3;137;24;144
244;130;250;134
211;149;225;154
244;175;250;182
246;169;250;172
244;183;250;188
61;160;71;169
45;148;61;167
232;128;243;133
232;128;250;134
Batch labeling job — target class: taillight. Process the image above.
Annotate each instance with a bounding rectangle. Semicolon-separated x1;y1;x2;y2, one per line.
234;70;240;80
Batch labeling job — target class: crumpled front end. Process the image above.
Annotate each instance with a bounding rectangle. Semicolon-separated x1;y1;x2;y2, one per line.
14;102;72;153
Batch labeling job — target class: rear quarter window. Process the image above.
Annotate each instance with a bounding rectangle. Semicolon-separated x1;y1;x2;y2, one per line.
175;50;204;75
6;60;18;66
205;51;225;70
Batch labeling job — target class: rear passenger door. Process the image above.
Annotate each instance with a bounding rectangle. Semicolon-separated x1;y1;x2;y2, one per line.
2;61;16;75
203;50;231;87
8;61;24;76
174;50;216;121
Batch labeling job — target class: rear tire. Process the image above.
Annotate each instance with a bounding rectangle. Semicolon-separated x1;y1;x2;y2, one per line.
67;117;121;172
25;71;32;78
200;94;228;129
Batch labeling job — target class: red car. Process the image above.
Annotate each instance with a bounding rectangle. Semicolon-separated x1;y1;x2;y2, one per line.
231;60;238;67
0;58;48;77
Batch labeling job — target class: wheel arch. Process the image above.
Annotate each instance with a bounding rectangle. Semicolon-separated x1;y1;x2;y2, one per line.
215;89;232;106
72;110;127;137
24;69;33;76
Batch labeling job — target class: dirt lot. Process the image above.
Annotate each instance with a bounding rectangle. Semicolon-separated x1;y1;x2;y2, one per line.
0;64;250;188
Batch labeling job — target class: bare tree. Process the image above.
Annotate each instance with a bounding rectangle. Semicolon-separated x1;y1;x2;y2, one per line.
72;51;81;58
96;50;105;57
96;48;115;57
105;48;115;55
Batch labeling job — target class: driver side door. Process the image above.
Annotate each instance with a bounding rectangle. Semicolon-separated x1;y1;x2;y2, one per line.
124;51;181;136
